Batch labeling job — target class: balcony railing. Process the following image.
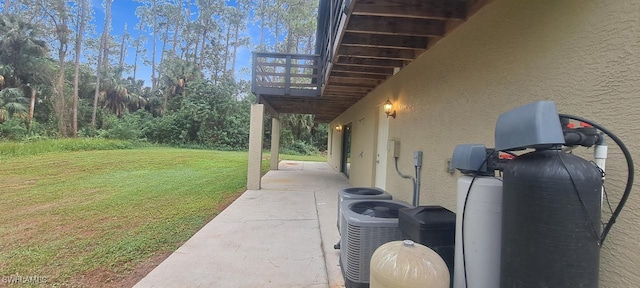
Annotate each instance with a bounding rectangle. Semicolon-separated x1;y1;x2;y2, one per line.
316;0;351;94
251;52;322;97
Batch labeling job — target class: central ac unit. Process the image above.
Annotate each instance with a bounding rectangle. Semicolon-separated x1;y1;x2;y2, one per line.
340;199;412;288
338;187;392;231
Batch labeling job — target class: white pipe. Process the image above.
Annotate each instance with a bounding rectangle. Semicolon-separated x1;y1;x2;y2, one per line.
594;138;608;210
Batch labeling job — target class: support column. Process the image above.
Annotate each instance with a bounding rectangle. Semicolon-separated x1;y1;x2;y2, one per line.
270;117;281;170
247;104;264;190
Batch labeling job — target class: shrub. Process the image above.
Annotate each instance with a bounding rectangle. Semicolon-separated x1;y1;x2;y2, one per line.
0;118;28;140
98;111;150;141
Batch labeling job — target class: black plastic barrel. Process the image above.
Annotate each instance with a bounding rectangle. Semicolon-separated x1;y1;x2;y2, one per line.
398;206;455;286
501;150;602;288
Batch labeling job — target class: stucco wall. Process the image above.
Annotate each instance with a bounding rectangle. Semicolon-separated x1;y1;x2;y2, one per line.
328;0;640;286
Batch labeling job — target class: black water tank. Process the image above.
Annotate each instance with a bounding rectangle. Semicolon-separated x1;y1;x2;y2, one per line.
501;150;602;288
398;206;455;286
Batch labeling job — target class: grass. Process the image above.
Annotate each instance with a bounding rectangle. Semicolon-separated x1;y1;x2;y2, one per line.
0;147;251;286
278;153;326;162
0;139;325;286
0;138;147;160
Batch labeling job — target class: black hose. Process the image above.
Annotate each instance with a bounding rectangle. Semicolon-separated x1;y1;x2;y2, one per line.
558;114;634;245
461;150;495;288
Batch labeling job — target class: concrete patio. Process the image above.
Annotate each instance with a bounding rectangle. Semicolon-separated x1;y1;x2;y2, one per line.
135;160;348;288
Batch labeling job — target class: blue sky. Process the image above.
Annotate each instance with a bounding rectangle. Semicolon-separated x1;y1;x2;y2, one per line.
91;0;259;85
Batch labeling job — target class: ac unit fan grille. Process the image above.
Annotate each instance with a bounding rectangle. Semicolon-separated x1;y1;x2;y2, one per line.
344;222;402;282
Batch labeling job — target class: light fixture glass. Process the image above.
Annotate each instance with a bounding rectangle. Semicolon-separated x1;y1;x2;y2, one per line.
336;125;342;132
384;99;396;118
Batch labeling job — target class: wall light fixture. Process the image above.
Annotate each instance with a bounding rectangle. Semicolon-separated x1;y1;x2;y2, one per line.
383;99;396;118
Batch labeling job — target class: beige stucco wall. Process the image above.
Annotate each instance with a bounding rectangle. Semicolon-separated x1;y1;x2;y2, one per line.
328;0;640;286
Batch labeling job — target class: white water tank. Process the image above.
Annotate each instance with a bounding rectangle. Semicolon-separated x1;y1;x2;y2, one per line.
370;240;449;288
454;175;503;288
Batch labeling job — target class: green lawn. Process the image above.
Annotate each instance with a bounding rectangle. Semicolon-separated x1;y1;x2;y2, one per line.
0;140;326;286
0;148;255;286
278;153;327;162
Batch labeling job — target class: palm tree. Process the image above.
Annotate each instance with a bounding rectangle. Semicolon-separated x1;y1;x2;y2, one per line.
0;87;28;123
0;15;48;83
158;56;203;114
0;15;50;123
96;68;134;117
282;114;313;140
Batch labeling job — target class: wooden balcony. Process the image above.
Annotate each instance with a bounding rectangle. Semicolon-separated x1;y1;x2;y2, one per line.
252;52;321;98
252;0;492;122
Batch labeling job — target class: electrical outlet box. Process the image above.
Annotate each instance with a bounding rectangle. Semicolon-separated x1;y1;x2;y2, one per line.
413;151;423;167
389;140;400;158
446;158;455;174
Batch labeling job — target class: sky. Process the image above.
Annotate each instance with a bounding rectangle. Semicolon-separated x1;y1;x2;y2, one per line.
90;0;259;86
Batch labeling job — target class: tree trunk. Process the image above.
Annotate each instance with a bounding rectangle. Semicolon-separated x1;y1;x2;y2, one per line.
162;88;168;114
286;25;292;53
160;23;168;63
259;0;265;47
93;0;112;127
57;46;67;137
118;24;126;70
102;0;112;73
172;25;178;56
29;87;36;122
223;19;231;75
199;18;207;68
72;0;87;137
193;24;200;65
4;0;9;15
231;22;239;77
184;2;191;62
133;40;139;80
92;27;105;127
274;18;279;52
151;0;157;91
133;21;144;80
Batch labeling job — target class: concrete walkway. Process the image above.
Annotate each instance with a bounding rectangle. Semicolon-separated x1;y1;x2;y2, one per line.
135;161;348;288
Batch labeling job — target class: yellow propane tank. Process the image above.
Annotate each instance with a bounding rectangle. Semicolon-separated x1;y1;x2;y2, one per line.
370;240;450;288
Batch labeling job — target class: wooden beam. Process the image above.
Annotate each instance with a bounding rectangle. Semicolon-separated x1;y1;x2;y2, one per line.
338;46;416;60
261;98;280;118
332;64;394;75
341;33;429;50
352;0;467;20
329;76;381;85
328;81;378;89
346;15;445;37
325;83;372;90
323;93;365;98
336;56;405;68
331;71;388;80
324;85;372;92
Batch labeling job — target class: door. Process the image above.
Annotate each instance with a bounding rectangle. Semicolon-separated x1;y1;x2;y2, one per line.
375;106;389;189
341;123;352;178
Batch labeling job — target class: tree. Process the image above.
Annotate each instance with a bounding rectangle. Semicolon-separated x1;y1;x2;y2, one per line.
4;0;10;15
99;73;132;117
118;24;129;70
132;20;147;80
37;0;72;136
72;0;88;137
136;0;161;91
0;87;28;123
229;0;251;77
92;0;113;127
158;55;202;113
0;14;51;124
